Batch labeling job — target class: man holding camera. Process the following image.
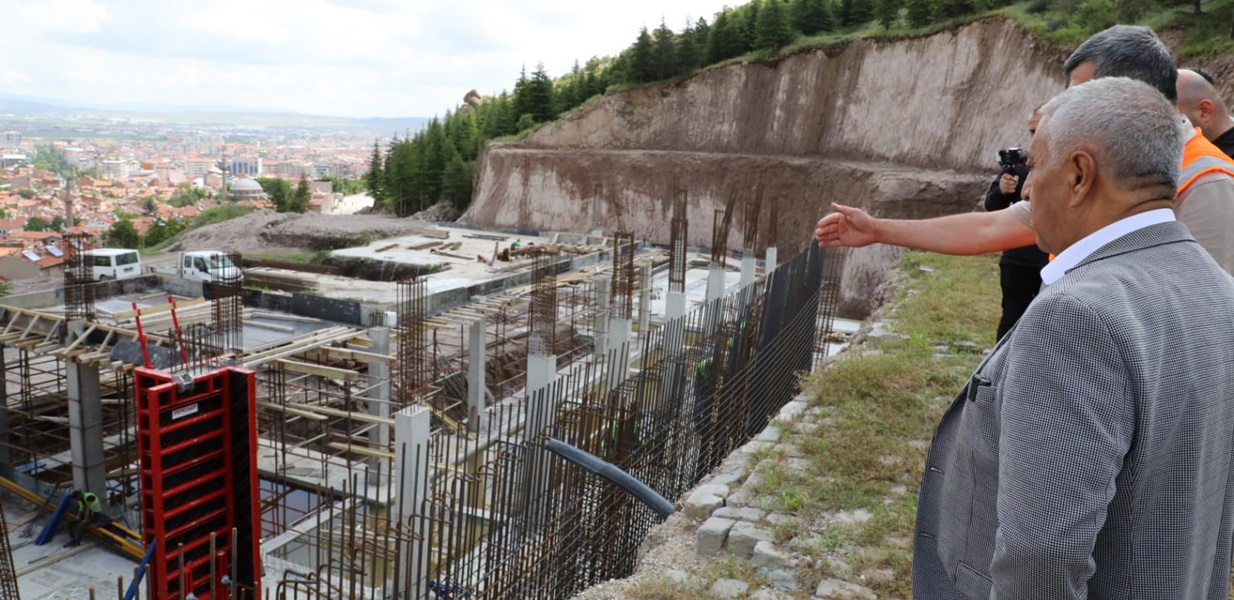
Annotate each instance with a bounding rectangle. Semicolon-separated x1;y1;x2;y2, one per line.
986;132;1048;340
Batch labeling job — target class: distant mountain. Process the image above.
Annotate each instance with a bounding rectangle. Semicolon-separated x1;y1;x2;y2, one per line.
0;94;430;134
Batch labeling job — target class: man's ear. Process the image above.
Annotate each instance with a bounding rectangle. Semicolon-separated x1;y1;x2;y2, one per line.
1199;99;1215;122
1069;151;1096;208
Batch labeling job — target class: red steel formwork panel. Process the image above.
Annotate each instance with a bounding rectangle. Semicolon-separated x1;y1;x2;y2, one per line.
135;366;261;599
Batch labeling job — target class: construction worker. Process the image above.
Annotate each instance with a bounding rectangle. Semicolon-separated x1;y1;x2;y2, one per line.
65;489;100;547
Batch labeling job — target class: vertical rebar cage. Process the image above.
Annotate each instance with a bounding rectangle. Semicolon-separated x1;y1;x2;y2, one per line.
611;233;635;321
529;246;560;356
63;232;94;323
397;276;429;400
669;191;688;294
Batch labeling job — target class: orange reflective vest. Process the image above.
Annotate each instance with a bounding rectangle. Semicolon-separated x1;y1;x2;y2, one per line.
1179;128;1234;198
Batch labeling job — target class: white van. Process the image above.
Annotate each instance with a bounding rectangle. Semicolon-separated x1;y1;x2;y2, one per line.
83;248;142;281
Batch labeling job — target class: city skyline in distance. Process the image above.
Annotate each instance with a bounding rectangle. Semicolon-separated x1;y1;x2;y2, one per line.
4;0;736;120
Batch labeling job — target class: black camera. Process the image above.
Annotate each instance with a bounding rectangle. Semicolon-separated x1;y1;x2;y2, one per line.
998;148;1027;173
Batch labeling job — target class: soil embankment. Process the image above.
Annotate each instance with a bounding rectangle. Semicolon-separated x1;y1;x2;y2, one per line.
465;17;1069;316
167;209;429;256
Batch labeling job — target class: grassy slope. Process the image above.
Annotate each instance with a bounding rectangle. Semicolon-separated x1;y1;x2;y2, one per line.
622;252;1000;599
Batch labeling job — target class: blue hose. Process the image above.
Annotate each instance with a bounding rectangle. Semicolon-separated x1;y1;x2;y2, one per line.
544;438;675;519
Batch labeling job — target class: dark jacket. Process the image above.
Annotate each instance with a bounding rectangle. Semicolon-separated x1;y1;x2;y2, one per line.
984;166;1048;267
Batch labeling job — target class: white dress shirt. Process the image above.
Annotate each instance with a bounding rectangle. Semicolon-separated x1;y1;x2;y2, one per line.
1040;208;1176;287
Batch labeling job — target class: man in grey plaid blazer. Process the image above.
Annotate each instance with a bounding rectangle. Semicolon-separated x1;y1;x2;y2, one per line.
912;78;1234;599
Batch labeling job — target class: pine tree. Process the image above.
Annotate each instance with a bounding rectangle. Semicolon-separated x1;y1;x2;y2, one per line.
364;141;384;203
511;66;531;124
756;0;793;50
906;0;934;25
653;20;677;79
494;93;516;137
878;0;901;28
793;0;834;34
847;0;875;26
936;0;974;18
291;176;311;213
526;64;556;122
744;1;762;50
441;151;473;212
630;27;656;83
706;11;732;63
678;20;700;73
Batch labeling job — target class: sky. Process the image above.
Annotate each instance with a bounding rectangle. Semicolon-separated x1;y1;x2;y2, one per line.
0;0;737;119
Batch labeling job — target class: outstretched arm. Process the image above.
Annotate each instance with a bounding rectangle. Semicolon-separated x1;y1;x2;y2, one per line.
814;202;1036;255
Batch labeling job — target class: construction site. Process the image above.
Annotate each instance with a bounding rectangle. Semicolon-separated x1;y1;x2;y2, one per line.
0;189;842;600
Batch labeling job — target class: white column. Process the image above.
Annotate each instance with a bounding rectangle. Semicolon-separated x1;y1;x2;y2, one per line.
365;328;391;484
765;247;779;276
637;264;651;335
527;354;557;393
467;318;487;432
394;405;431;600
68;359;105;497
707;266;726;302
593;276;611;357
740;251;756;287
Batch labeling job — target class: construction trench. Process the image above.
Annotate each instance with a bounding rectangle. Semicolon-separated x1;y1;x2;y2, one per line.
0;194;843;600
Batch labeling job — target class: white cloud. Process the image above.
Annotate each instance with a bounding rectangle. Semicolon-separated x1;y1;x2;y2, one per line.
0;0;736;117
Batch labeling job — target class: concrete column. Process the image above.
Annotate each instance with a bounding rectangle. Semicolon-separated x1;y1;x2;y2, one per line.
593;277;611;357
707;265;726;302
740;250;756;287
467;318;487;432
666;292;686;320
67;360;105;496
0;345;10;477
526;353;557;393
765;247;779;276
610;316;632;383
637;264;651;335
365;328;391;483
394;405;431;600
522;375;564;532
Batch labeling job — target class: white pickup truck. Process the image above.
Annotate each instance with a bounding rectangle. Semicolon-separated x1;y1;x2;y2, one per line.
157;251;244;284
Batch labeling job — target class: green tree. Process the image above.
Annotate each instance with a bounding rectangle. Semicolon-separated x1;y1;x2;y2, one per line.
906;0;935;25
525;65;556;122
630;27;656;83
18;188;36;199
841;0;875;26
512;66;532;121
32;144;70;174
744;1;762;49
756;0;794;50
878;0;902;27
365;141;384;203
441;151;473;212
107;218;140;248
936;0;974;18
384;137;418;215
515;113;536;132
653;20;678;80
257;177;293;212
24;217;49;232
707;10;747;63
50;216;66;231
290;176;311;213
793;0;834;34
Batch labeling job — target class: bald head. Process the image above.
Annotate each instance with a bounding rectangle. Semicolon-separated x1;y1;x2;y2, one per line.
1178;68;1234;142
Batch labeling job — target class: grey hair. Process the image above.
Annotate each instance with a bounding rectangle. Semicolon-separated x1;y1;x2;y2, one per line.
1062;25;1177;103
1038;77;1184;188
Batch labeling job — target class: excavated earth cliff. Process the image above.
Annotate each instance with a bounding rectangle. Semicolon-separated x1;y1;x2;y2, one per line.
465;17;1072;317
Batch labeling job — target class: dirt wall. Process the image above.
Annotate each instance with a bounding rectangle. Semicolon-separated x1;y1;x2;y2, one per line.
465;17;1070;316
